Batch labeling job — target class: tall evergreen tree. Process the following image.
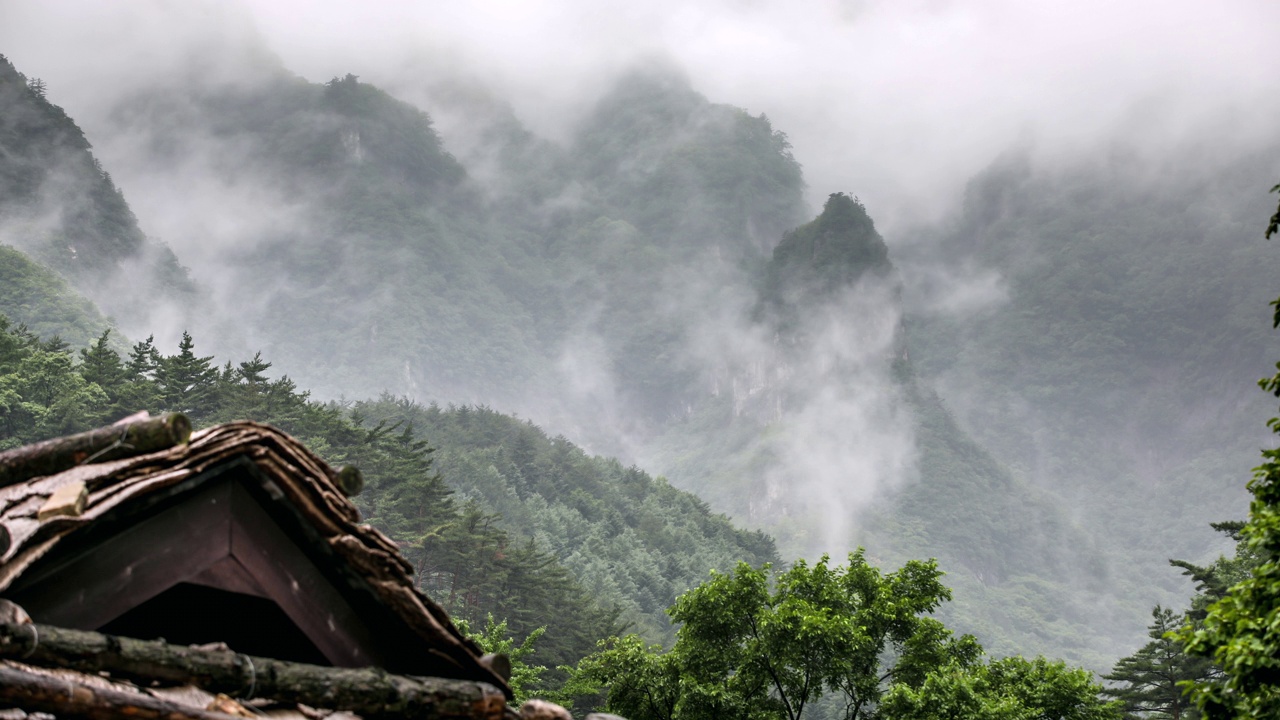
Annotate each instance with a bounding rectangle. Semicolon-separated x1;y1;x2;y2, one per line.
154;331;218;415
1104;606;1213;719
126;335;160;381
77;329;125;394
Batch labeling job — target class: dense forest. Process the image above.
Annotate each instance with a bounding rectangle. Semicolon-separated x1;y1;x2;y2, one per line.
2;8;1280;714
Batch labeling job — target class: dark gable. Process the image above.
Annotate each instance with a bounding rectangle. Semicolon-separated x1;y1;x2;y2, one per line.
0;419;509;693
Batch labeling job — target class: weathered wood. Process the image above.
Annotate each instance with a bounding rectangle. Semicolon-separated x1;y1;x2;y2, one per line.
37;480;88;520
0;413;192;489
0;622;507;720
0;662;234;720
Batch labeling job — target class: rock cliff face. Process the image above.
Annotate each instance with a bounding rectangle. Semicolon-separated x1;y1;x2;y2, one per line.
714;192;906;427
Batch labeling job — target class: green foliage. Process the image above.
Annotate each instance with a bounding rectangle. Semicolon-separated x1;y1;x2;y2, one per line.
571;552;973;720
1175;365;1280;716
568;552;1113;720
0;316;628;691
881;656;1121;720
1102;606;1213;719
1265;184;1279;242
0;246;107;348
154;331;218;413
454;614;548;705
1169;181;1280;718
350;398;780;648
1169;521;1262;622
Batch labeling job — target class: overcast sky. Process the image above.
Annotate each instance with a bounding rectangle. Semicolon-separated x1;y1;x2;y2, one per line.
2;0;1277;229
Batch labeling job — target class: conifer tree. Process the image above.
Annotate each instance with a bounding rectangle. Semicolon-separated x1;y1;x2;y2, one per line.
126;335;160;380
154;331;218;415
1104;606;1212;719
77;329;124;393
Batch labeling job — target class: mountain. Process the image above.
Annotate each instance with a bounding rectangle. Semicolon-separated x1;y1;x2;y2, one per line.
6;29;1267;672
0;54;194;333
903;148;1280;589
0;244;106;347
351;398;778;644
643;192;1122;667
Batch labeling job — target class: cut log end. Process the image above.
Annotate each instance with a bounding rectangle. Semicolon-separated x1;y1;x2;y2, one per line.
335;466;363;497
163;413;193;446
481;653;512;682
0;412;196;490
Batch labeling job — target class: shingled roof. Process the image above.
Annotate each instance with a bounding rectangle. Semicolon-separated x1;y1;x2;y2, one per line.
0;417;513;707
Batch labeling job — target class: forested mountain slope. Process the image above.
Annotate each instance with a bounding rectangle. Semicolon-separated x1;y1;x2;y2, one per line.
0;310;778;679
903;150;1280;595
0;55;193;331
352;398;778;643
0;245;106;347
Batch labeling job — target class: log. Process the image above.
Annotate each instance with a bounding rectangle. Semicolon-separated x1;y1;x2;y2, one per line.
0;663;234;720
0;413;192;489
0;622;506;720
335;465;364;497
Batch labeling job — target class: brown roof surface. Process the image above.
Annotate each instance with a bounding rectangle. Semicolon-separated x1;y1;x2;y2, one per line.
0;421;507;693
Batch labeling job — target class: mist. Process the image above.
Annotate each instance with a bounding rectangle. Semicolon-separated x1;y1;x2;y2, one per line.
2;0;1278;667
2;1;1275;228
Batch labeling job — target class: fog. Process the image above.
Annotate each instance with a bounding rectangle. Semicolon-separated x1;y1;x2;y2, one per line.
236;0;1276;229
4;1;1278;231
1;0;1277;664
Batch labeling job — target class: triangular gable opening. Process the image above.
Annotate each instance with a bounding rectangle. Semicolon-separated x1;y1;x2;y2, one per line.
100;582;330;665
6;460;387;668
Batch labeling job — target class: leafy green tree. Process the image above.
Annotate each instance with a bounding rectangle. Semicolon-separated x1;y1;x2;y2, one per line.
1170;522;1261;622
1103;606;1213;719
571;551;980;720
880;656;1121;720
455;614;548;705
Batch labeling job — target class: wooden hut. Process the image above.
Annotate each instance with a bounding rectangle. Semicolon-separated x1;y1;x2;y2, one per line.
0;414;566;720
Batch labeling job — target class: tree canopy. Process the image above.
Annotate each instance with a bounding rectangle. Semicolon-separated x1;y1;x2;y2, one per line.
568;552;1117;720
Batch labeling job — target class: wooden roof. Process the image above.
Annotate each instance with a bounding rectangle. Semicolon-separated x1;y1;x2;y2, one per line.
0;420;508;694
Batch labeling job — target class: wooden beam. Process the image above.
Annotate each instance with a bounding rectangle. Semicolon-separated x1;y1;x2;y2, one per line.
0;413;192;489
0;622;507;720
8;480;233;629
0;662;235;720
227;479;384;668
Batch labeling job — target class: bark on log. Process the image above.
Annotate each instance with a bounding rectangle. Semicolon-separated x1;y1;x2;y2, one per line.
0;413;192;489
0;623;506;720
0;663;234;720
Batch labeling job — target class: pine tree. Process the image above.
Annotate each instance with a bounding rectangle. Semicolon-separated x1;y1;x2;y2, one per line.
78;329;125;393
237;352;272;385
154;331;218;415
126;335;161;381
1104;606;1213;719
